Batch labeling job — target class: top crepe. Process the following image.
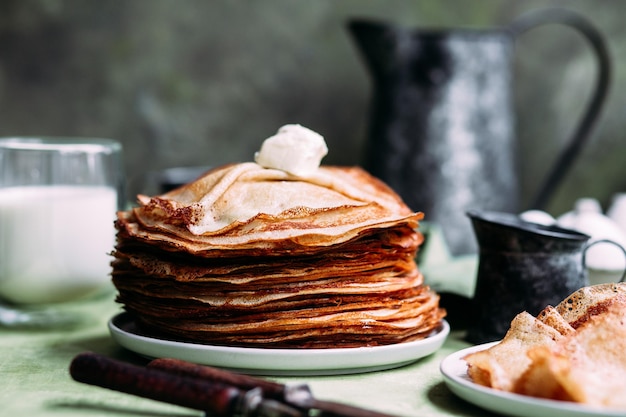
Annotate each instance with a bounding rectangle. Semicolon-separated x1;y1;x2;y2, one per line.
127;163;422;253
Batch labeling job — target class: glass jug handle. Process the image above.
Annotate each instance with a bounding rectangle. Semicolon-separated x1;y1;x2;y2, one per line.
509;8;611;210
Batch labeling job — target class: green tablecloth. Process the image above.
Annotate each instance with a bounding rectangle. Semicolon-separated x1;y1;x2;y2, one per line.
0;288;489;417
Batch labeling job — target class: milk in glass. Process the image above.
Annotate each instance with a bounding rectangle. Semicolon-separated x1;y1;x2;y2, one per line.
0;185;117;304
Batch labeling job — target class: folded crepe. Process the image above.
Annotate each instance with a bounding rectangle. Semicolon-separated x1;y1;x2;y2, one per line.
112;125;445;348
464;283;626;409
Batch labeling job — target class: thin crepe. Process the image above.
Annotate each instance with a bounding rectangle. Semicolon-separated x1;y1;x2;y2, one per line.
124;164;422;253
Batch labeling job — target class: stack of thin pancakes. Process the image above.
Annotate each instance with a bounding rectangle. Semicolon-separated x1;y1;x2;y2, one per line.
112;162;445;348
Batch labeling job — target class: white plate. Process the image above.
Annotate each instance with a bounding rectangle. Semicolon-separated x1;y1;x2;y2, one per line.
109;313;449;376
440;343;625;417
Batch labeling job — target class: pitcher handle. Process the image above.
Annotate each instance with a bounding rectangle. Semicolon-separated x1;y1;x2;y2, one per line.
582;239;626;283
508;8;611;210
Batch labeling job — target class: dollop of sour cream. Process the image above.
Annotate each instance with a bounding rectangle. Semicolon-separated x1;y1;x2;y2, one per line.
254;124;328;176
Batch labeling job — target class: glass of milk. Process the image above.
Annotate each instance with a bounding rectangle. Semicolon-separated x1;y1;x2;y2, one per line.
0;137;124;306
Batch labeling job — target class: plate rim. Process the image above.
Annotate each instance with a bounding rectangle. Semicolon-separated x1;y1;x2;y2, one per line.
108;312;450;375
440;342;625;417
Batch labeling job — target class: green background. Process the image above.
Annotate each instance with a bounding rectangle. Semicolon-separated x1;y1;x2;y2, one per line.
1;0;624;217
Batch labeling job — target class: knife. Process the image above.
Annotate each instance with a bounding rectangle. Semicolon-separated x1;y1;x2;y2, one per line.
70;353;301;417
70;353;399;417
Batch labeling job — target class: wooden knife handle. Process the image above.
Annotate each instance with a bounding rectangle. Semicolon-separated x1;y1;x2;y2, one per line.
70;353;240;416
148;357;287;400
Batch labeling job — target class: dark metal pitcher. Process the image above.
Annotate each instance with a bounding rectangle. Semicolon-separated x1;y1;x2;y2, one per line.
348;8;611;255
465;209;590;343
